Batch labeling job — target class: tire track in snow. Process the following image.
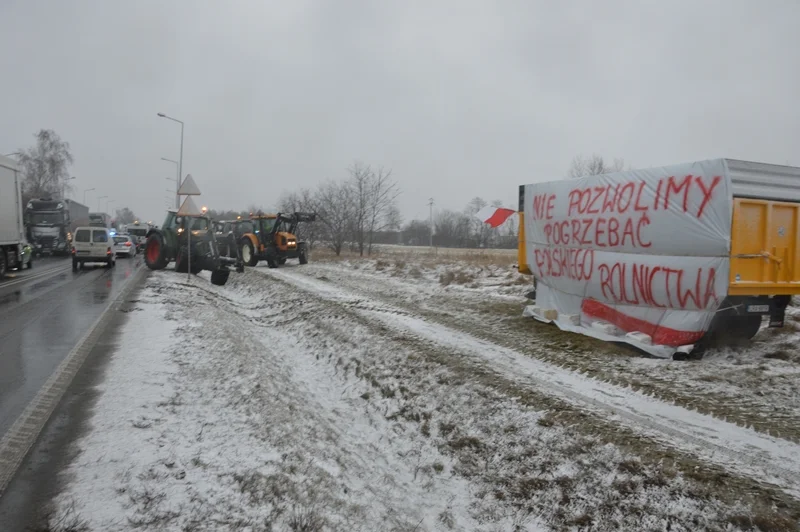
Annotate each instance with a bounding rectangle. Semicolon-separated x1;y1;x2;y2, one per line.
260;267;800;500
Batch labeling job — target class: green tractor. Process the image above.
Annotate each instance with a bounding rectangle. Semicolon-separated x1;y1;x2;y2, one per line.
144;210;245;286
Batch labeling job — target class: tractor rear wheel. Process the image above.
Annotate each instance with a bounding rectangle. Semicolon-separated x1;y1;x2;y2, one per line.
144;233;168;270
241;239;258;267
210;269;230;286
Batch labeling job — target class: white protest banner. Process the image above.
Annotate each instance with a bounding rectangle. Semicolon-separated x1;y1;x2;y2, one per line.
524;159;733;353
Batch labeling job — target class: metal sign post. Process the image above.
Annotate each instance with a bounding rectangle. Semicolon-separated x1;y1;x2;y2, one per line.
177;175;202;281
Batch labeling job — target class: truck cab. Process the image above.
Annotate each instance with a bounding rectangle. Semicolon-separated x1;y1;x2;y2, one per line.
25;198;71;256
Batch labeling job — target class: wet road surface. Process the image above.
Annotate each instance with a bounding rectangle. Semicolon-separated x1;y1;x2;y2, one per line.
0;254;143;438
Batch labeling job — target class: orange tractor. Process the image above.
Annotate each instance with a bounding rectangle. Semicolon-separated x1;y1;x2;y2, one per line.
239;212;316;268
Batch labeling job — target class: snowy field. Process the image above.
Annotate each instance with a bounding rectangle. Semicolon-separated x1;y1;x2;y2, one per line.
45;249;800;531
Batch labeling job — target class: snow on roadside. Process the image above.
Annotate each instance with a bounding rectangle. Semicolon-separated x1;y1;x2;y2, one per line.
262;266;800;500
308;257;800;445
51;272;495;531
45;269;786;531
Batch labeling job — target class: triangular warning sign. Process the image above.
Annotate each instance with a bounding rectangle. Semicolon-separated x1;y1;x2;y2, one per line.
177;174;201;195
177;196;202;216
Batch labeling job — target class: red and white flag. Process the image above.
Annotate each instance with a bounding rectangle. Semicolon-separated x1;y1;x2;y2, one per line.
475;206;516;228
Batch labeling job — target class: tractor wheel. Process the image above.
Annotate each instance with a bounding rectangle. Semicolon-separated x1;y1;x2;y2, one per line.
175;249;189;273
298;247;308;265
210;269;230;286
144;233;169;270
241;239;258;267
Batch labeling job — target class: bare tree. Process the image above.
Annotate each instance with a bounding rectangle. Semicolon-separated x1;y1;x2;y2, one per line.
278;187;321;249
16;129;74;202
314;179;353;256
115;207;138;225
347;162;372;256
384;204;403;232
568;153;625;178
366;166;400;255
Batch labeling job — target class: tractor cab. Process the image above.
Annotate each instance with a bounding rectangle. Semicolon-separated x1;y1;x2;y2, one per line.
239;212;316;268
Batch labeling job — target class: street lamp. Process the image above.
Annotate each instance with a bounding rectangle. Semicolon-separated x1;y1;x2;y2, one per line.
97;195;107;212
157;113;184;209
161;157;179;207
62;175;76;200
84;188;95;204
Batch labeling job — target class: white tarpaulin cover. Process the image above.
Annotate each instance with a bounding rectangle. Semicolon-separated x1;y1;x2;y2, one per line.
524;159;733;357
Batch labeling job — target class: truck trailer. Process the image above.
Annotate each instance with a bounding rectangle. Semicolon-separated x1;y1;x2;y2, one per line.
518;158;800;359
0;155;26;278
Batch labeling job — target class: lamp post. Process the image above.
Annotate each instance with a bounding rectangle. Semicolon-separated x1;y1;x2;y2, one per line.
97;195;107;212
62;176;76;200
84;188;95;204
161;157;179;208
157;113;184;209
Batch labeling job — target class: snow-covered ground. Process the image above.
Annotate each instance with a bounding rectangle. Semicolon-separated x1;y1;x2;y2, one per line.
46;252;800;531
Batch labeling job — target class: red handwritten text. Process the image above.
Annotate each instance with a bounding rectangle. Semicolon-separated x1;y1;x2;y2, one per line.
598;263;719;310
533;247;594;281
543;212;652;249
566;174;722;219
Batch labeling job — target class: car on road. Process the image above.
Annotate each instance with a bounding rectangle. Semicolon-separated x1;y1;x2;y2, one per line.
71;226;116;271
113;234;137;258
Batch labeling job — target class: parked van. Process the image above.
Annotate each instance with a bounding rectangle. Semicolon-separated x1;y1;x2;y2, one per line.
71;226;117;271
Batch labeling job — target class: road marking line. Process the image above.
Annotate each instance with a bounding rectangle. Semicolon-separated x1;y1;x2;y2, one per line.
0;264;71;288
0;265;149;496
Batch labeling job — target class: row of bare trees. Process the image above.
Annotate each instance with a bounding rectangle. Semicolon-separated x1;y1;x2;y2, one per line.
396;197;518;250
277;161;401;256
209;153;627;254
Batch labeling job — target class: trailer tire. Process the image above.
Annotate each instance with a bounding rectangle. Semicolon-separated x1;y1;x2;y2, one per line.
0;250;7;279
210;269;230;286
145;233;169;270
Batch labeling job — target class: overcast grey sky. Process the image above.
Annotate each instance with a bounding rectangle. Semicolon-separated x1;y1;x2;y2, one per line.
1;0;798;225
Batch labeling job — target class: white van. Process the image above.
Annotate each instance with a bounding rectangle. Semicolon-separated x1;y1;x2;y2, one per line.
71;226;116;271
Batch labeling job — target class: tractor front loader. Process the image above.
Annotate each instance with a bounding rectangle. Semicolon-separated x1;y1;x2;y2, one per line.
239;212;316;268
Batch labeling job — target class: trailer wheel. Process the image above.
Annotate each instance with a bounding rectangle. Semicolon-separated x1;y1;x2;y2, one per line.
210;269;230;286
145;233;168;270
0;250;7;279
728;315;763;340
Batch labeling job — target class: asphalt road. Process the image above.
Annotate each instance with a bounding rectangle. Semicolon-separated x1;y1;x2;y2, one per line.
0;253;143;438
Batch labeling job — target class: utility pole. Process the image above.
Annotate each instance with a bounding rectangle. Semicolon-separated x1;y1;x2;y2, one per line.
428;198;434;248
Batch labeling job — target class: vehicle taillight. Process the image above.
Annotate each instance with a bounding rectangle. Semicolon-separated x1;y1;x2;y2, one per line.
71;247;76;255
125;241;131;247
107;247;112;255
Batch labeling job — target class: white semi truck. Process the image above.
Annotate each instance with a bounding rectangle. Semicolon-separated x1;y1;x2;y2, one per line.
0;155;26;278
